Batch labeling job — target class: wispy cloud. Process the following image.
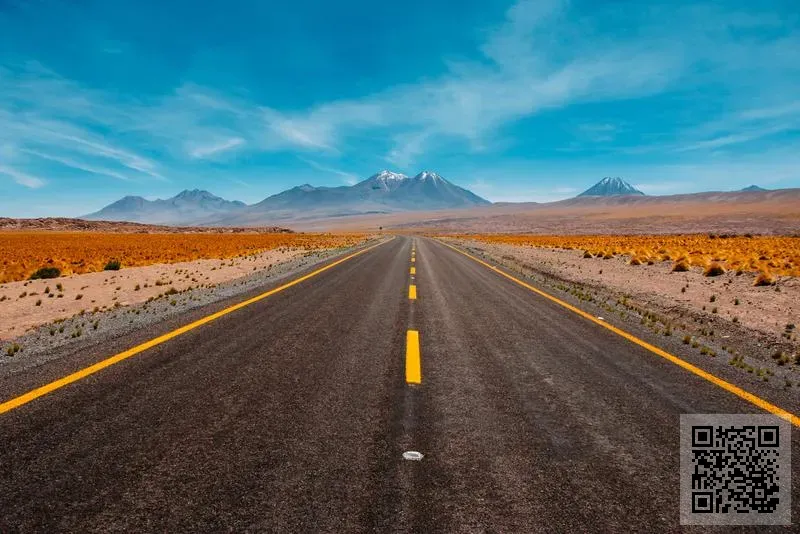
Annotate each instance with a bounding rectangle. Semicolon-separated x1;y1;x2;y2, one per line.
386;131;432;168
20;148;134;181
299;158;360;185
0;164;45;188
676;125;793;152
249;0;683;165
0;65;166;185
188;137;245;159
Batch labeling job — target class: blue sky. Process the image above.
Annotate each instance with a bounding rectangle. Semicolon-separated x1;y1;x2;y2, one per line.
1;0;799;216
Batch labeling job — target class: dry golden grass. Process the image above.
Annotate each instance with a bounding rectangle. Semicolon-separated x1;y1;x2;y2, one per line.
0;232;368;283
450;234;800;278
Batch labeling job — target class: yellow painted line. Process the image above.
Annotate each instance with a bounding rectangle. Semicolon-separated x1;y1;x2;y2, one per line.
438;240;800;428
0;241;387;416
411;257;415;263
409;284;417;300
410;267;416;275
406;329;421;384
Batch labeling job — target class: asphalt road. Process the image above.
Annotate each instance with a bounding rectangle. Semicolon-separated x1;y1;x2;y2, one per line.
0;236;797;532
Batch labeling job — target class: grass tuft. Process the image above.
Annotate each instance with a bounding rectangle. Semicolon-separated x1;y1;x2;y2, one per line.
703;262;726;277
671;260;689;272
28;266;61;280
753;272;775;286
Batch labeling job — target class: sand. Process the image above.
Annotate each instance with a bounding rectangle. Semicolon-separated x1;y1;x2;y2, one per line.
0;248;302;340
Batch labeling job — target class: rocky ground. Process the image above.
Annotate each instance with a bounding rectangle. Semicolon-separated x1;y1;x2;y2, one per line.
445;238;800;391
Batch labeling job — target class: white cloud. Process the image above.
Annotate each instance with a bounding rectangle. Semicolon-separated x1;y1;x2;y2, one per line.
0;164;45;188
387;131;432;168
677;125;792;152
20;148;134;181
189;137;245;159
235;0;683;165
299;158;360;185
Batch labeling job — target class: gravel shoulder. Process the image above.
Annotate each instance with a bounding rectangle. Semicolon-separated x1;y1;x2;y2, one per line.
0;238;384;380
443;238;800;395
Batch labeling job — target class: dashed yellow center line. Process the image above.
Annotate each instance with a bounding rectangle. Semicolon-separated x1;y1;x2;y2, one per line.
0;240;388;416
438;240;800;428
406;329;421;384
409;284;417;300
410;266;416;275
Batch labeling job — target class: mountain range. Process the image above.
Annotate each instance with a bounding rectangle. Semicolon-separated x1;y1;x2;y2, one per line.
85;171;490;226
86;189;247;225
84;173;772;227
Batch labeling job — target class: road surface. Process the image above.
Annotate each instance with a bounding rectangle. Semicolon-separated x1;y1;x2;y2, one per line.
0;236;797;532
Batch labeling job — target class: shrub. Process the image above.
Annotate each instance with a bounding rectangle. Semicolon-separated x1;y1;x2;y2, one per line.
704;262;726;277
29;266;61;280
672;260;690;272
753;272;775;286
629;257;642;266
103;260;122;271
583;250;593;258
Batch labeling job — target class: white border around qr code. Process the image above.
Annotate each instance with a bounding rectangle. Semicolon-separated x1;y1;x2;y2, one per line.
680;414;791;525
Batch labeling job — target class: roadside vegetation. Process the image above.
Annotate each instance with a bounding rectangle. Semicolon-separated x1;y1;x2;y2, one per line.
0;232;368;283
446;233;800;282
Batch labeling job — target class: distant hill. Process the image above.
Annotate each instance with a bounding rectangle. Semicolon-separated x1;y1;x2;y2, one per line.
84;189;247;225
740;185;768;192
577;177;645;197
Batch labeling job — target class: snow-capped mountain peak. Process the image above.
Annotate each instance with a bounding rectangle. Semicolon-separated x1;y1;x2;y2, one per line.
375;170;408;181
578;177;645;197
415;171;444;182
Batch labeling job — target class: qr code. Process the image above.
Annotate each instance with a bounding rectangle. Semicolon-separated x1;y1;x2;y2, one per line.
680;414;791;525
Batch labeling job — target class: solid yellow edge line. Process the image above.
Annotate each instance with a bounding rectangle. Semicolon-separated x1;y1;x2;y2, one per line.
438;240;800;428
409;284;417;300
0;240;387;416
406;329;421;384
